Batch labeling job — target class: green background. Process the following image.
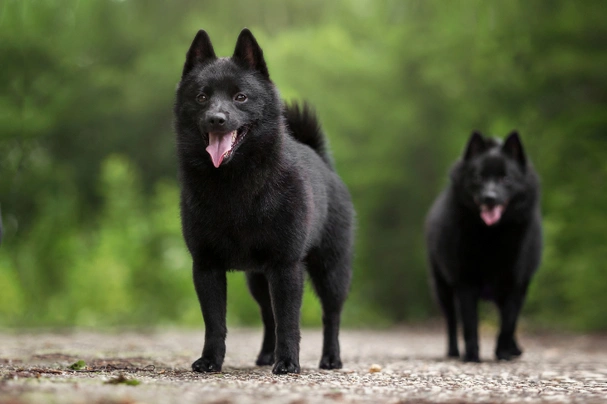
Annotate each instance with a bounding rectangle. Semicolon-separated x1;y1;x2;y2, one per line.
1;0;605;331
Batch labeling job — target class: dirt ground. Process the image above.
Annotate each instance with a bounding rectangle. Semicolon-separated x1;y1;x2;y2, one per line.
1;327;606;404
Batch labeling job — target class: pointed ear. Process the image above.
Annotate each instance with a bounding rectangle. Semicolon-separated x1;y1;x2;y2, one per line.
233;28;269;79
463;131;486;161
502;130;527;168
182;30;216;78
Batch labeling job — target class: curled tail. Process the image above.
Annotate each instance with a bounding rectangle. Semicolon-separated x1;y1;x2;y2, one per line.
284;102;334;169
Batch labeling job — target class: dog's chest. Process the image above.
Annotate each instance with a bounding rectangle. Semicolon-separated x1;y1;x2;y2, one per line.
192;192;305;268
204;218;301;270
457;226;525;283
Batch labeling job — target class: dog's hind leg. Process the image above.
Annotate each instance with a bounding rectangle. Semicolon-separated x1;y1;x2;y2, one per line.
246;272;276;366
307;244;352;370
432;264;459;358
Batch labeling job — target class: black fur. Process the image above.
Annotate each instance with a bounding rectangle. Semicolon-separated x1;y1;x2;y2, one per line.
173;28;354;375
284;102;334;168
425;131;542;362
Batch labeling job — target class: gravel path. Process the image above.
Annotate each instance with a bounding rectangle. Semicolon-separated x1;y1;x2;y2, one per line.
1;327;606;403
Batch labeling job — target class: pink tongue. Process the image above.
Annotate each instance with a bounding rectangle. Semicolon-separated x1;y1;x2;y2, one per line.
206;132;234;168
480;205;504;226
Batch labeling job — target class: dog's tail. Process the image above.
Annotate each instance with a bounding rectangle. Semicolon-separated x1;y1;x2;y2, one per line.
284;102;334;169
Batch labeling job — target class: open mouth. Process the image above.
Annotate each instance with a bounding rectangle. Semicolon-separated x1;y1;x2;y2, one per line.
480;204;505;226
205;125;250;168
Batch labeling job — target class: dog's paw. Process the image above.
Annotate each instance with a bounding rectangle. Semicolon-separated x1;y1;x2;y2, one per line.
509;343;523;357
447;348;460;358
272;358;300;374
192;356;222;373
495;348;513;361
255;351;275;366
496;339;523;361
319;353;342;370
463;352;481;363
496;345;522;361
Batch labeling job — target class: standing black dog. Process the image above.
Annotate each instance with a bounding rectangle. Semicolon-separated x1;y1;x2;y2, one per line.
425;131;542;362
173;29;354;375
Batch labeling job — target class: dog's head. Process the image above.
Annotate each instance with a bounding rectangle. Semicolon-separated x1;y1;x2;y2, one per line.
454;130;531;226
174;29;281;168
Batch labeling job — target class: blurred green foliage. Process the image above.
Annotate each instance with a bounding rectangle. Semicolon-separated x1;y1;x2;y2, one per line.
0;0;605;330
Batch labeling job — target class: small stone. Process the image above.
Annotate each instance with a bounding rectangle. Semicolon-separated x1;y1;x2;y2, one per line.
369;364;382;373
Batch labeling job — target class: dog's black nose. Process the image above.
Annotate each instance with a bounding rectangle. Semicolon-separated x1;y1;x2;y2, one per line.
207;113;227;127
481;193;497;206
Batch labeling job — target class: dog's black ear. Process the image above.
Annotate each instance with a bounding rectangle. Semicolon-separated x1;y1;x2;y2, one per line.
463;131;486;161
233;28;269;79
182;30;216;78
502;130;527;169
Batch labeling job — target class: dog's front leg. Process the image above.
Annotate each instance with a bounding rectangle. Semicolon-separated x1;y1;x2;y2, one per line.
457;285;481;362
268;263;304;374
495;285;528;360
192;266;227;373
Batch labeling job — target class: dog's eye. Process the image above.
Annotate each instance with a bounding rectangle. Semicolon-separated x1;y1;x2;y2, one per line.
473;174;482;184
500;175;511;184
196;94;208;104
234;93;247;102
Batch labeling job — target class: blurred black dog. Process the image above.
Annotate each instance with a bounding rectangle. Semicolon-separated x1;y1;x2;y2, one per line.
425;131;542;362
173;29;354;374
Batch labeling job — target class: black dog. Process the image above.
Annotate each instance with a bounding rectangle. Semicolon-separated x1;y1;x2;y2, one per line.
425;131;542;362
173;29;354;374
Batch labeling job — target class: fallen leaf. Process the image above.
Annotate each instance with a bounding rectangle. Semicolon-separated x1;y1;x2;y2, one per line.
105;374;141;386
68;360;87;370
